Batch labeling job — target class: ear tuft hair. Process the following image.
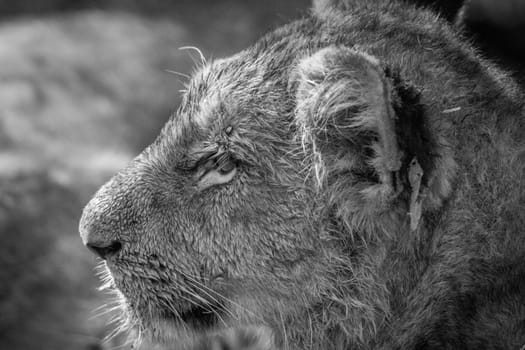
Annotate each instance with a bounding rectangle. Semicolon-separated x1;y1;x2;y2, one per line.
293;46;456;240
294;46;402;193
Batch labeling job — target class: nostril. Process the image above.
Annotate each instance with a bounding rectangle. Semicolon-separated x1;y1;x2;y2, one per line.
86;241;122;260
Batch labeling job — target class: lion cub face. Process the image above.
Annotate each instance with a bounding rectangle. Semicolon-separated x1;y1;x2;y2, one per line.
80;20;452;347
79;39;323;344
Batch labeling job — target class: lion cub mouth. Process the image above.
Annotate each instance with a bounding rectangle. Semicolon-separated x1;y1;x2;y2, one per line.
175;304;221;330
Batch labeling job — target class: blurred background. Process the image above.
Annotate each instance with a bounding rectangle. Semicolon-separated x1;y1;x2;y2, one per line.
0;1;523;349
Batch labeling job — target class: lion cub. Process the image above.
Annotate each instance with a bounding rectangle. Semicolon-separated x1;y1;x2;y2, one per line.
80;0;525;349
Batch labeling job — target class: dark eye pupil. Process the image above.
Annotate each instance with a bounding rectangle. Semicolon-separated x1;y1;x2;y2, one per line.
218;159;235;174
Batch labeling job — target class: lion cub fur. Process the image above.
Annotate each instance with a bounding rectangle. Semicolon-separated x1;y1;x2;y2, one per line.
80;0;525;349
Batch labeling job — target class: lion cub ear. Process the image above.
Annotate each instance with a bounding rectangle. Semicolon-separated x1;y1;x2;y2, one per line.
292;47;455;236
293;46;402;195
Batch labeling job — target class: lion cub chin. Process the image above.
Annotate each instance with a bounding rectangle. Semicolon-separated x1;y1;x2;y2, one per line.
193;326;276;350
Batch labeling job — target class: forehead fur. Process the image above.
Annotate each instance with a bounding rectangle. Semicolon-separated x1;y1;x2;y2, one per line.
151;39;315;176
159;32;313;150
176;18;326;125
179;58;264;130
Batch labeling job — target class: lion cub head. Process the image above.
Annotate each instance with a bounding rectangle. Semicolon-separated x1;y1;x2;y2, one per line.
79;25;454;349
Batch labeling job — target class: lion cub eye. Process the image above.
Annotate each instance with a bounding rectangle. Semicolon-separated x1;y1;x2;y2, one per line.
217;158;235;174
196;156;237;190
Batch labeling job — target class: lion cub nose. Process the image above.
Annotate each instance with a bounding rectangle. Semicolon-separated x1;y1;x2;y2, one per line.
79;186;124;260
79;209;123;259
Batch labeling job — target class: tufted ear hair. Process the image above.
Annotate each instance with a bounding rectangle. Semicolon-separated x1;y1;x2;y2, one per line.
293;46;455;238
